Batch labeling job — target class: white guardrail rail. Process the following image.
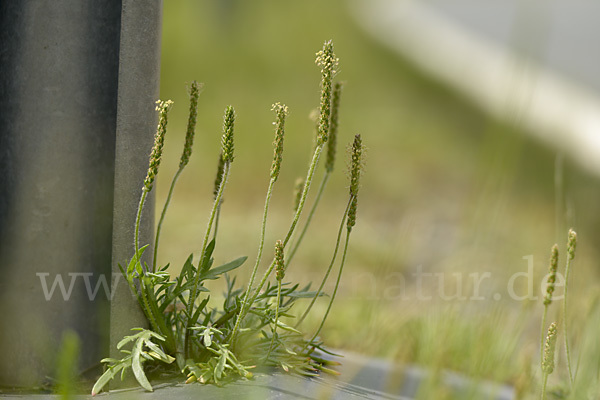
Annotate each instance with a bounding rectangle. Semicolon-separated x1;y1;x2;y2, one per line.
351;0;600;177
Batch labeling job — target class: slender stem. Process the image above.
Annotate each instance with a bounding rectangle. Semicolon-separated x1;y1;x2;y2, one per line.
134;190;148;274
283;144;324;247
563;254;574;386
540;373;549;400
121;272;161;346
133;179;179;354
554;153;564;244
133;189;155;335
306;227;351;349
574;348;582;385
122;275;142;304
185;162;231;357
287;172;330;265
296;198;350;327
229;144;324;345
230;178;276;344
540;306;548;367
129;188;148;304
202;163;230;263
133;188;166;344
264;280;282;363
139;281;160;336
213;200;222;240
133;188;163;337
245;260;275;319
143;280;176;354
153;168;183;272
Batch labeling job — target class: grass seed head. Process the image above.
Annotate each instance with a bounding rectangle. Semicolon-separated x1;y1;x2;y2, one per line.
567;229;577;260
213;151;225;200
326;82;343;172
347;197;358;231
347;134;364;231
221;105;235;164
542;322;558;374
543;244;559;306
275;240;285;281
315;40;339;146
179;81;202;168
270;102;288;181
349;134;363;198
293;177;305;213
144;99;173;192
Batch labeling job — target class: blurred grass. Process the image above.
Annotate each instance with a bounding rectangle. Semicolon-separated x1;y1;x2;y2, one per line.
158;0;600;389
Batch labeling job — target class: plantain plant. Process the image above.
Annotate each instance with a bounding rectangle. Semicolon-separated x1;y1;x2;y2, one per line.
92;40;365;395
537;229;578;400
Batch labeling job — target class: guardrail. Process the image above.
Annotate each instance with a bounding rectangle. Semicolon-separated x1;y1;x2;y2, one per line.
351;0;600;177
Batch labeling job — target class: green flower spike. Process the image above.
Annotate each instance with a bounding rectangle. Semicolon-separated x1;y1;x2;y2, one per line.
185;106;236;357
213;152;225;200
153;81;202;272
221;105;235;164
315;40;339;145
326;82;343;172
540;243;559;367
567;229;577;260
270;102;288;181
544;244;559;306
179;81;202;168
347;134;363;231
540;322;558;400
144;100;173;192
292;177;305;213
275;240;285;281
563;228;578;385
542;322;558;374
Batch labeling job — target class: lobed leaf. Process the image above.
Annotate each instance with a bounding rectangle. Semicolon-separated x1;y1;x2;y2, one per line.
132;337;153;391
91;360;130;396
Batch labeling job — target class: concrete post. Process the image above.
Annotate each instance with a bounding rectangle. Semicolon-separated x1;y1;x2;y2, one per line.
0;0;162;388
110;0;163;367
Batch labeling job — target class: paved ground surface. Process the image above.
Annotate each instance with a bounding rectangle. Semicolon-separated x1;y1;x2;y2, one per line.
0;352;514;399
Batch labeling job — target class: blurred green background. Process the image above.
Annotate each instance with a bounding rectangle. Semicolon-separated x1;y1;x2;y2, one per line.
157;0;600;389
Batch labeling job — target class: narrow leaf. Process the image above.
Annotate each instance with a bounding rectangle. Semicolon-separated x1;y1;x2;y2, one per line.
287;290;327;299
215;351;226;380
127;245;149;276
117;334;138;350
181;253;195;278
199;239;216;274
200;256;247;280
276;320;302;334
203;329;212;347
148;351;175;364
143;340;166;359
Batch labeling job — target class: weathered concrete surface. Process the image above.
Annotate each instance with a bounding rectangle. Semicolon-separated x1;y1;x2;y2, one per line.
109;0;163;371
0;0;122;386
0;0;163;388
